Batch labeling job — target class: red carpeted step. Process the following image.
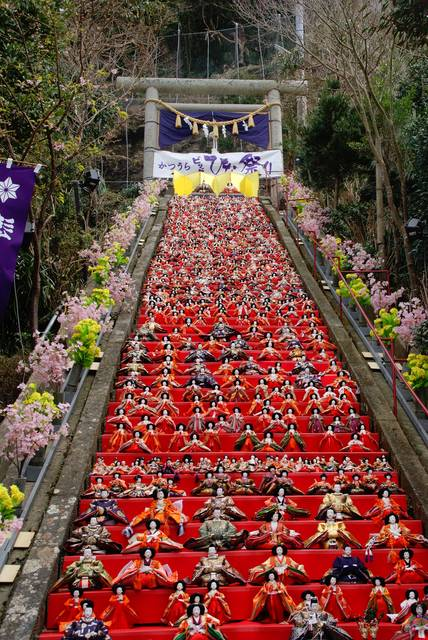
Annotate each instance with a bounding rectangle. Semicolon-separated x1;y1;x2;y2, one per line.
39;622;402;640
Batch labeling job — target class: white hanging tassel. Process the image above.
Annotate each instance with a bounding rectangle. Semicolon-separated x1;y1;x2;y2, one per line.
222;125;227;138
202;124;209;138
183;117;192;130
242;121;249;132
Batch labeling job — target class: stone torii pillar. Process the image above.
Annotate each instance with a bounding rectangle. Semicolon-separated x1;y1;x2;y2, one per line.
143;86;159;180
267;88;283;206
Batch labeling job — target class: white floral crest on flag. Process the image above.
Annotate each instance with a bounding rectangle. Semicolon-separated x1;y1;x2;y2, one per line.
0;214;15;241
0;177;20;203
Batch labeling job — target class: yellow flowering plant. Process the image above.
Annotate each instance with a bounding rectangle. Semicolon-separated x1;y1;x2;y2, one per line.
89;256;111;285
84;288;114;309
22;383;62;419
371;307;400;340
336;274;371;307
0;484;24;521
68;319;101;368
404;353;428;389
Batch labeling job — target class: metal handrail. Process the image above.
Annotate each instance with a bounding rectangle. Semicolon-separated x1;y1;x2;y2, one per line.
285;210;428;439
0;210;154;571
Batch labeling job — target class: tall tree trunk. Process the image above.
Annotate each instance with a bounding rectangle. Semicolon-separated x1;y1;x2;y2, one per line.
375;137;385;264
333;176;339;209
380;163;419;294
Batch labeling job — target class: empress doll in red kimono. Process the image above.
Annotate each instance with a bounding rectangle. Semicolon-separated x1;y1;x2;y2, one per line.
55;587;85;631
162;581;190;626
320;575;353;621
250;570;296;622
203;580;232;625
364;577;394;620
386;548;428;584
100;585;138;629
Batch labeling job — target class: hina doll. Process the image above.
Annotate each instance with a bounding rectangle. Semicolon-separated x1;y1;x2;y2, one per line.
388;589;420;624
316;484;362;520
108;472;128;496
379;471;404;494
386;548;428;584
64;518;122;554
191;471;217;496
366;514;428;556
180;433;212;453
267;412;288;436
246;511;304;550
250;570;296;622
280;425;306;452
341;433;371;452
307;409;326;433
319;425;343;452
191;545;246;586
364;488;408;523
231;470;259;495
320;576;353;621
119;475;151;498
62;601;111;640
364;577;394;620
265;469;304;496
204;581;232;625
122;518;184;553
391;602;428;640
51;548;113;591
307;474;333;495
304;509;362;550
234;424;261;451
118;430;153;453
255;487;311;521
55;588;85;631
324;545;371;583
107;425;131;452
192;487;246;521
344;408;361;433
112;547;177;590
169;424;190;452
162;581;190;626
254;431;283;452
202;424;222;452
226;407;245;433
100;585;138;629
126;488;187;536
155;409;177;434
248;544;309;585
188;407;206;434
173;603;227;640
289;597;353;640
184;508;248;550
344;473;366;495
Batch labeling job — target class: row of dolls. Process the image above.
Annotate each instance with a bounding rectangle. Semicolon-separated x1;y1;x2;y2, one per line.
104;424;379;455
83;469;401;499
91;453;395;475
55;577;428;632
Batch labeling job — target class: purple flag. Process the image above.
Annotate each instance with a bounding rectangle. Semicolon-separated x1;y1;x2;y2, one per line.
0;164;36;317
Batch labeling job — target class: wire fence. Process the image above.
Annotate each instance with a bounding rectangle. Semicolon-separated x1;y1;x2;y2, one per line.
153;23;298;81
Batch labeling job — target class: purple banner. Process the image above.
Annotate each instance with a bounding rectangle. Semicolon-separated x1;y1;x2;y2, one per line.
0;164;36;316
159;110;270;149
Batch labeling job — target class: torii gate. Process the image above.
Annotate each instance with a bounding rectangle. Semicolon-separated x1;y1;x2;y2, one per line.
116;77;308;200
